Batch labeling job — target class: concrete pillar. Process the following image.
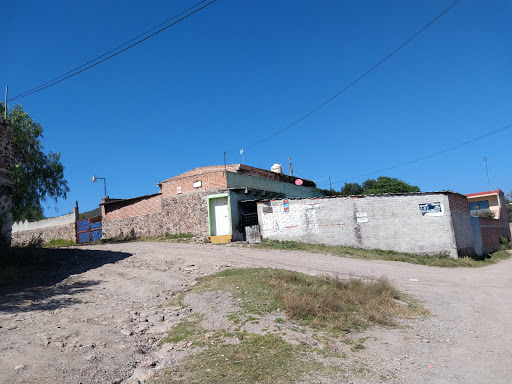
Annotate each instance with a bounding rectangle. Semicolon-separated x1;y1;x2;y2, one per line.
0;118;13;248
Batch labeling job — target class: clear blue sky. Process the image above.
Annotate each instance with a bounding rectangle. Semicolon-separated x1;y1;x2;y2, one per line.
3;0;511;217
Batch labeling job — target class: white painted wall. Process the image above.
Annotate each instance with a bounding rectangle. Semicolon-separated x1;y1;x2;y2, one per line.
12;213;76;233
257;193;472;258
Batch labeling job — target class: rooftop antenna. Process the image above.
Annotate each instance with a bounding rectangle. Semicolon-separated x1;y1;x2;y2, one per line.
484;157;491;191
287;157;293;177
224;151;227;171
4;86;7;119
240;149;244;165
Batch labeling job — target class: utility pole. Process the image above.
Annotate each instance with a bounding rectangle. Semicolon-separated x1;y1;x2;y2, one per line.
484;157;491;191
329;176;332;190
288;157;293;177
4;86;7;119
240;149;244;165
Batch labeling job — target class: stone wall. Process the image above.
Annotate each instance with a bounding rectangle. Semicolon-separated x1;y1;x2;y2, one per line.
11;212;78;246
257;193;475;258
0;118;13;247
160;192;211;236
102;212;162;239
102;190;226;240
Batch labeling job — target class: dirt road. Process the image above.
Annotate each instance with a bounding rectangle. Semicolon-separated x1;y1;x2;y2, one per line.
1;242;511;383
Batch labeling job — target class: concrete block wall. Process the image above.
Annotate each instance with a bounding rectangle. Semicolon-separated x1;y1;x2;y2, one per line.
0;118;13;247
12;212;77;232
11;212;78;246
258;193;473;258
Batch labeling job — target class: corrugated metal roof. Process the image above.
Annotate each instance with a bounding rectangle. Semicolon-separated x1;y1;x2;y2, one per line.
256;191;467;203
466;189;501;198
100;192;161;206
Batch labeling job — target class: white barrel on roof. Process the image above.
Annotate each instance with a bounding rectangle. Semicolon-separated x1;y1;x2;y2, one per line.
271;163;283;174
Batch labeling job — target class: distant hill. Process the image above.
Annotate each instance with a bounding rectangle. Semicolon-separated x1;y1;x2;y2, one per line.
79;207;102;219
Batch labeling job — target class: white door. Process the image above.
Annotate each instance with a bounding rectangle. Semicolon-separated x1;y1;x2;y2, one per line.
212;197;229;236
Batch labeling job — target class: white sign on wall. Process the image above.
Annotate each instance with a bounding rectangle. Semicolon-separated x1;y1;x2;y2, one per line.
177;186;182;194
419;202;443;216
193;180;202;188
356;212;368;223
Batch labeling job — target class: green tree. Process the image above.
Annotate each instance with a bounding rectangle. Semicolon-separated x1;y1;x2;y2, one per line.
339;182;363;196
506;192;512;223
1;103;69;222
338;177;420;196
363;176;420;195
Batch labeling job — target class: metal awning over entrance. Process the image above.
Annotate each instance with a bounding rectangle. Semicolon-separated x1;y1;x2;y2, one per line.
229;187;286;201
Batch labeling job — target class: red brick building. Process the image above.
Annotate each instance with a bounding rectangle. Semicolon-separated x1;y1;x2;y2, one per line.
101;164;322;242
465;189;511;254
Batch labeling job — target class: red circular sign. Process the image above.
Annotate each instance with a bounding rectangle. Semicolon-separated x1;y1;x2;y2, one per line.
295;179;303;186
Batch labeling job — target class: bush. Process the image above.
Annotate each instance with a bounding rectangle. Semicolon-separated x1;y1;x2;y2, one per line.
471;209;495;219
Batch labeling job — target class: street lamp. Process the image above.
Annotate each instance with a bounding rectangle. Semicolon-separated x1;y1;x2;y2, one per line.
92;175;107;197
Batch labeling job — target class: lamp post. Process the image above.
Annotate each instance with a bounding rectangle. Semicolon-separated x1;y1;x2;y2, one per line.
92;175;107;197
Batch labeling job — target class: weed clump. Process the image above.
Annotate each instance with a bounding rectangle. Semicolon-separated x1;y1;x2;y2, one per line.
193;268;427;332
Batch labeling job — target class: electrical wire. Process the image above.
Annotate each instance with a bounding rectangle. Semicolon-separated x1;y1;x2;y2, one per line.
234;0;460;152
8;0;217;102
318;122;512;188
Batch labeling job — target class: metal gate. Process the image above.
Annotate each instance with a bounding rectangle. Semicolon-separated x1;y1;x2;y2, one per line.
76;215;102;243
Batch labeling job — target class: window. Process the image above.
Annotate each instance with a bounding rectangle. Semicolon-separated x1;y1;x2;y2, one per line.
469;200;489;210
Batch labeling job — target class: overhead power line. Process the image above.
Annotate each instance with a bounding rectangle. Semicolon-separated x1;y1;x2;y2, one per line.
236;0;460;151
8;0;217;102
319;122;512;188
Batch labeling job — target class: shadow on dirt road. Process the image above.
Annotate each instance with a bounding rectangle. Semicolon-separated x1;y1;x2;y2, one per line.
0;247;132;313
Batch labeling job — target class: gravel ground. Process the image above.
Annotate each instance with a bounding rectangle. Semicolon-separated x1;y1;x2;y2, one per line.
0;242;510;383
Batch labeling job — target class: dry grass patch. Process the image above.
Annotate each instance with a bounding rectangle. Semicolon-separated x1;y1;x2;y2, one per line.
154;268;427;383
192;268;427;332
153;333;330;384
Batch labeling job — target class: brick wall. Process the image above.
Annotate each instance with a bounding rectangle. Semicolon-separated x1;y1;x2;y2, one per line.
448;194;469;212
160;170;228;196
0;118;13;247
478;217;511;254
158;164;317;197
103;194;161;221
448;194;475;256
258;193;474;258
